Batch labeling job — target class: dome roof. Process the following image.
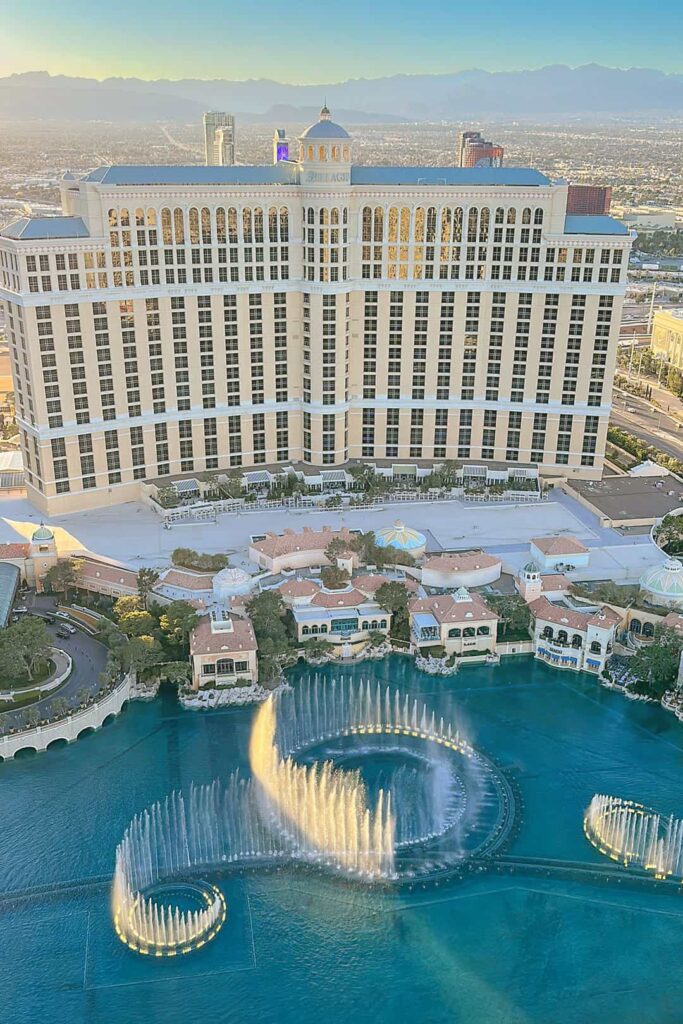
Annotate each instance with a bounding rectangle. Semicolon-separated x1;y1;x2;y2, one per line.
212;566;254;600
31;523;54;542
374;520;426;552
522;560;540;574
300;105;350;140
640;557;683;603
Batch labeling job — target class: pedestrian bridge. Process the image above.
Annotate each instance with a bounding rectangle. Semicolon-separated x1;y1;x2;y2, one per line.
0;674;132;760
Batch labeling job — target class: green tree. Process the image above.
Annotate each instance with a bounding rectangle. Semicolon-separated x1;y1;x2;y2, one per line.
3;616;51;681
126;636;165;676
51;696;70;719
486;595;531;639
246;590;294;682
118;610;157;637
159;600;198;647
137;567;160;608
325;537;353;561
171;548;228;572
24;706;40;729
303;637;334;660
43;558;83;601
629;627;683;700
375;581;411;642
320;565;350;590
75;687;91;707
0;640;27;681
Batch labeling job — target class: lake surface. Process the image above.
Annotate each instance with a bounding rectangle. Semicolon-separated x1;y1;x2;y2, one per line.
3;655;683;1024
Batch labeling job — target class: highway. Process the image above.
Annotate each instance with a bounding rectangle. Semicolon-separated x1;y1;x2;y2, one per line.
611;388;683;462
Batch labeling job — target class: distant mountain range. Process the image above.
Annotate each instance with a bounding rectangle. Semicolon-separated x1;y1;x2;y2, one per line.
2;65;683;122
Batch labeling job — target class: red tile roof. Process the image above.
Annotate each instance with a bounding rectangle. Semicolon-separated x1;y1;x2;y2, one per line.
531;535;589;556
410;591;497;624
0;543;29;560
423;552;501;573
250;526;355;559
77;557;137;590
160;568;215;591
190;614;257;655
279;578;321;598
310;587;369;609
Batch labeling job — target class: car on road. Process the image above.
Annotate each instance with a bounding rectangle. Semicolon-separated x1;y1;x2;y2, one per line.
626;406;637;413
43;615;55;624
55;627;71;639
62;623;77;634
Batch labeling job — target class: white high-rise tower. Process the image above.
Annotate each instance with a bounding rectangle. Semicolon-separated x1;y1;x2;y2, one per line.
203;112;235;166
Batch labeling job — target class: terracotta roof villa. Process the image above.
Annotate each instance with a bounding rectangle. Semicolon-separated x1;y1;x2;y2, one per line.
249;526;357;573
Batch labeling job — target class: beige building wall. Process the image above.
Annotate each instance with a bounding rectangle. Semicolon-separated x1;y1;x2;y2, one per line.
0;145;631;516
652;309;683;370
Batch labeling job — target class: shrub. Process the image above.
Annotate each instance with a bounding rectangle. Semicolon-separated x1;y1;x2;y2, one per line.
171;548;229;572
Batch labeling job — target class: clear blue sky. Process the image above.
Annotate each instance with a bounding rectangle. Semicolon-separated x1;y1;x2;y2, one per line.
1;0;682;81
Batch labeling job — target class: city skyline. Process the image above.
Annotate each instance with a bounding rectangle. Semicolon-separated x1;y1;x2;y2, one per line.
1;0;683;81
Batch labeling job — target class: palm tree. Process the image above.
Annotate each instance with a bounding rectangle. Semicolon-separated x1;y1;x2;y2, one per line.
76;687;91;708
137;567;160;609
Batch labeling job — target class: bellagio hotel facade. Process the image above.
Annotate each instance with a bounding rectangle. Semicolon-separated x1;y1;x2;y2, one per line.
0;107;631;516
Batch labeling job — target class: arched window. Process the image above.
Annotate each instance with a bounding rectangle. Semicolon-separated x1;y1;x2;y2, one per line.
642;621;654;638
362;621;369;630
441;207;452;243
320;624;328;633
216;658;234;675
254;207;264;242
572;634;583;648
146;208;157;227
629;618;642;635
331;145;339;161
201;207;212;244
448;627;461;638
174;208;185;244
477;625;490;636
463;627;476;638
452;207;463;242
331;207;339;225
108;209;118;228
311;624;319;634
542;626;553;640
228;207;238;243
495;206;505;225
534;208;544;225
479;207;490;241
318;145;327;161
522;207;532;225
135;208;145;227
387;207;399;243
302;625;310;635
557;630;568;645
307;207;315;225
414;208;425;242
425;207;437;243
320;208;329;225
268;206;278;242
189;208;200;245
507;208;516;224
280;207;289;241
242;208;252;242
119;208;130;227
400;207;410;243
342;145;350;161
374;207;384;242
307;145;314;160
216;207;226;244
299;144;304;161
379;619;387;629
362;207;372;242
590;641;602;654
161;208;173;245
467;207;478;242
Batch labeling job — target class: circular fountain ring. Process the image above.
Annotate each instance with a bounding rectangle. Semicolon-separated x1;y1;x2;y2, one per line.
114;879;226;957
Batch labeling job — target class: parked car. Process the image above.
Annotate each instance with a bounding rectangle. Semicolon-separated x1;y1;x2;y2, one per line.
13;606;28;615
55;627;71;639
64;623;77;635
44;615;55;624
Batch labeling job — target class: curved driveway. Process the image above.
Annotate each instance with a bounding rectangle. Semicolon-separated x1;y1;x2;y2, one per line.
0;597;109;730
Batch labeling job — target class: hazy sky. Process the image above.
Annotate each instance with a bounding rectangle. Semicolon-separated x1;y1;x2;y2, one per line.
1;0;682;82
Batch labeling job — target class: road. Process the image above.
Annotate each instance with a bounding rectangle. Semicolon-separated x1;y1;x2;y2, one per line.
611;390;683;462
159;124;202;157
0;597;109;730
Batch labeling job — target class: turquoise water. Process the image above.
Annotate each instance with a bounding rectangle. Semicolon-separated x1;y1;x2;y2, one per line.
3;655;683;1023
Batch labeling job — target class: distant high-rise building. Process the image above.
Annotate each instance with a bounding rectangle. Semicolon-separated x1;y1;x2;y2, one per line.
273;128;290;164
566;185;612;216
203;112;235;166
458;130;504;168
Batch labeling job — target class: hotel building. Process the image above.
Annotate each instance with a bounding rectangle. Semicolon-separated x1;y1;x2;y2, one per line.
0;107;632;516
